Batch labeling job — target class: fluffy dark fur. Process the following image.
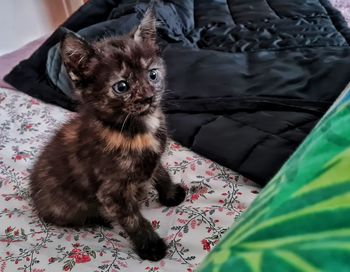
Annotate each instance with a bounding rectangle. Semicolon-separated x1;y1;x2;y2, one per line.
29;10;186;261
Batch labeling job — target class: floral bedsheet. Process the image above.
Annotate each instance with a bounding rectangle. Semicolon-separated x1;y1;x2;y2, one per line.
0;87;260;272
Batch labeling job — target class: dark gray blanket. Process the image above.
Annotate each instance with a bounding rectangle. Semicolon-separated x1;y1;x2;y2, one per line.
5;0;350;185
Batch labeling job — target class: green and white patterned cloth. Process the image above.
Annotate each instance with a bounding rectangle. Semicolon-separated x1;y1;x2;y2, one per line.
198;83;350;272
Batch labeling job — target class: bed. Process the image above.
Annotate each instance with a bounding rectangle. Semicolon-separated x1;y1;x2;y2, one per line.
0;87;260;271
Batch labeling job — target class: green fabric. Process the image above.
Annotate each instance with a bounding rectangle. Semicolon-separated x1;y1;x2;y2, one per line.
198;97;350;271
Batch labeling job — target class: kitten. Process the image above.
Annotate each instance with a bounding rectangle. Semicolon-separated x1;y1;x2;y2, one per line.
29;10;186;261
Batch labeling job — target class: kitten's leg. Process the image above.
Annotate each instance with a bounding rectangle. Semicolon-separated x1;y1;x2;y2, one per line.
85;215;113;229
153;164;186;207
97;184;167;261
39;200;109;228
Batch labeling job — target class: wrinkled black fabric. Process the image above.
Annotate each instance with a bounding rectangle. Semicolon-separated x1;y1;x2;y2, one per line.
4;0;350;185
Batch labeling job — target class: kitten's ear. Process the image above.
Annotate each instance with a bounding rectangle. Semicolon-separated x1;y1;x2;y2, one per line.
133;9;157;45
60;32;96;81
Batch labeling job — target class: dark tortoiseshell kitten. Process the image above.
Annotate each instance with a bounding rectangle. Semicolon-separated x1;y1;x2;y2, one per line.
29;11;186;261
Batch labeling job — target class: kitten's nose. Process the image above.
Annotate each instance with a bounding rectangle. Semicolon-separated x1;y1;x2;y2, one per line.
140;90;154;104
141;95;154;105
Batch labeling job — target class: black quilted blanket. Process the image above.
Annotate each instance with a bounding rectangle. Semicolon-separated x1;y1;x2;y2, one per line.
5;0;350;185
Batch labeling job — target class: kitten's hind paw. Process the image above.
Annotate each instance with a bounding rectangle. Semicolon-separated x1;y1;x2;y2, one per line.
136;237;167;261
158;184;186;207
86;216;113;229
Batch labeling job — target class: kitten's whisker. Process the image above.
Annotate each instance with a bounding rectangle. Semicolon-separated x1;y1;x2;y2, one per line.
120;114;130;134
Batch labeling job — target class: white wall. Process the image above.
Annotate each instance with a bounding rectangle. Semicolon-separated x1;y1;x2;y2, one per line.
0;0;82;55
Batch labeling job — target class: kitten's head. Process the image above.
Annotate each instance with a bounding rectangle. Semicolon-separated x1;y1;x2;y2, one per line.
60;10;165;121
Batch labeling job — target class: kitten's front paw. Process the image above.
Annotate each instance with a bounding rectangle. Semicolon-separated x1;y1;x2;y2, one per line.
136;237;167;261
159;184;186;207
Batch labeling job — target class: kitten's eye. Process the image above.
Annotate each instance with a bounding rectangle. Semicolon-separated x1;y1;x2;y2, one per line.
112;80;129;94
148;69;159;82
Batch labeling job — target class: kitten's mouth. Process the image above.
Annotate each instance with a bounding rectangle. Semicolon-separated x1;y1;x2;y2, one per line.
139;103;155;115
127;102;155;116
128;97;158;116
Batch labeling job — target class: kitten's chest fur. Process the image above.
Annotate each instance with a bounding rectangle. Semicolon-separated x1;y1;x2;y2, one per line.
63;110;167;185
